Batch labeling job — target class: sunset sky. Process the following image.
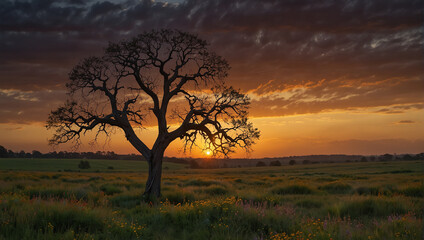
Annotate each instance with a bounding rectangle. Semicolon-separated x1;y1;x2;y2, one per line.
0;0;423;158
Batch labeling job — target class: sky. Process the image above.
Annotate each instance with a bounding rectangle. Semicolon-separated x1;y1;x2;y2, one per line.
0;0;423;158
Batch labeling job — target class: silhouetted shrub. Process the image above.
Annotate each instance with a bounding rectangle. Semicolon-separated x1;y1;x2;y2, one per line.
270;160;281;166
189;160;200;169
302;160;311;164
78;160;91;169
256;161;266;167
289;160;296;165
107;166;114;170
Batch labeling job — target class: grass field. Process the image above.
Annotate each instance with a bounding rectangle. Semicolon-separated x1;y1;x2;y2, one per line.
0;158;186;172
0;159;423;239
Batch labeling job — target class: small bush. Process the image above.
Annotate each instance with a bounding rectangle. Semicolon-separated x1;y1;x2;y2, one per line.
270;160;281;166
256;161;266;167
289;160;296;165
319;182;352;194
78;160;91;169
107;166;114;170
272;185;313;195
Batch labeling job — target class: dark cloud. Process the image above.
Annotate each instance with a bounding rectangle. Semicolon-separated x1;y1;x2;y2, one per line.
0;0;423;123
395;120;415;124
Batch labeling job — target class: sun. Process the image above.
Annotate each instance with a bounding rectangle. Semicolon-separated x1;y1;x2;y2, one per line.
205;150;212;156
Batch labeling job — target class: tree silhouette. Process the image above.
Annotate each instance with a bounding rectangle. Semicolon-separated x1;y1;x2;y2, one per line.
47;29;260;197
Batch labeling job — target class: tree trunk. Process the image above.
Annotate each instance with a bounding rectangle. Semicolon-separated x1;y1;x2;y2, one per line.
144;148;164;197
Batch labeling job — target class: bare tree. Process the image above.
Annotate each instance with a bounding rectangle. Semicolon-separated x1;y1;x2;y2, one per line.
47;29;260;197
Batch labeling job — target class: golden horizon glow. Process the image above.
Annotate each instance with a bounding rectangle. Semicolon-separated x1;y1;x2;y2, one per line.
205;150;212;156
0;107;423;158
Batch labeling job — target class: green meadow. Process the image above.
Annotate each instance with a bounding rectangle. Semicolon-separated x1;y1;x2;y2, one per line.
0;158;185;172
0;159;422;239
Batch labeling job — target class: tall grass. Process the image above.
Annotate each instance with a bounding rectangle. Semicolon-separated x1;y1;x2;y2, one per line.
0;160;423;239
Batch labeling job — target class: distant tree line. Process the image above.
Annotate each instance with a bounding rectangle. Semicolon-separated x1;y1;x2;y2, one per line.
253;153;424;167
0;145;188;164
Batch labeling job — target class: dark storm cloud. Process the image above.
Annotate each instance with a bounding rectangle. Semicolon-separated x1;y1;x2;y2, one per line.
0;0;423;123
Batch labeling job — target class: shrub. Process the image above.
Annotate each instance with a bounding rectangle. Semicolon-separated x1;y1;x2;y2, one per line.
272;185;313;195
288;160;296;165
107;166;114;170
302;160;311;164
319;182;352;194
256;161;266;167
78;160;91;169
269;160;281;166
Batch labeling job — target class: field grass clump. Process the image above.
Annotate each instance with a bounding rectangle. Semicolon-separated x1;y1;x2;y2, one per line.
183;179;219;187
109;194;141;208
400;186;424;197
0;160;423;239
99;184;123;195
319;182;352;194
295;199;323;209
25;188;89;201
202;186;228;195
337;198;407;218
271;185;314;195
162;191;195;204
356;186;380;195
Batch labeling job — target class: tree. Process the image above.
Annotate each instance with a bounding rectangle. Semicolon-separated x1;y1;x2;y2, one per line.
0;145;8;158
32;150;42;158
78;160;91;169
269;160;281;166
289;160;296;165
256;161;266;167
47;29;260;197
302;159;311;165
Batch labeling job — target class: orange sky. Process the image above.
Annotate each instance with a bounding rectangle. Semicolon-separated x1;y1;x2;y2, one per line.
0;0;423;157
1;107;422;157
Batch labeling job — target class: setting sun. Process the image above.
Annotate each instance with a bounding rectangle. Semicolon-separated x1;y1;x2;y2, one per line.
205;150;212;156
